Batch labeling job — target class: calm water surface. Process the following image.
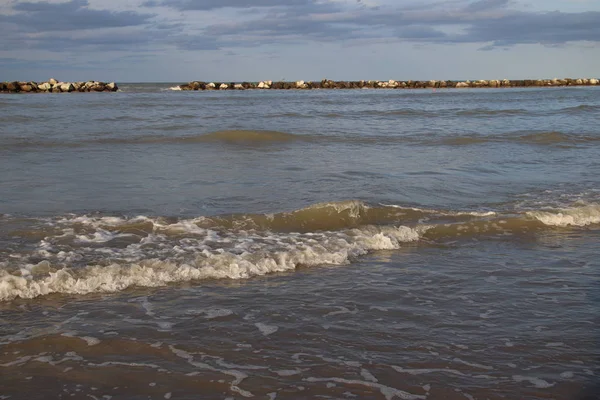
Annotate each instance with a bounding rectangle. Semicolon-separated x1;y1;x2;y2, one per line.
0;85;599;399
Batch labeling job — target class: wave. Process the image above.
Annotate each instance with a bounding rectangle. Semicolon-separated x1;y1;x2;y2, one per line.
456;108;528;117
516;131;579;145
197;130;299;143
558;104;600;113
0;130;306;149
435;131;600;147
0;201;598;301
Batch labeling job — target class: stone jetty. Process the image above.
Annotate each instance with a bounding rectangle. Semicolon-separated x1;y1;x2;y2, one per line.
0;78;118;93
178;78;599;91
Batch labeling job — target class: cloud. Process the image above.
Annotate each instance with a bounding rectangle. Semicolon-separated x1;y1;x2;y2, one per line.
466;0;510;12
1;0;599;81
0;0;173;53
4;0;155;32
180;0;600;50
142;0;315;11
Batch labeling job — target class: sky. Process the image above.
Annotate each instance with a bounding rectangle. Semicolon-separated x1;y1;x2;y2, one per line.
0;0;599;82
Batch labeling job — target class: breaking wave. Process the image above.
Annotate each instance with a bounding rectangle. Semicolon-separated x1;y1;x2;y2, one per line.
0;201;598;301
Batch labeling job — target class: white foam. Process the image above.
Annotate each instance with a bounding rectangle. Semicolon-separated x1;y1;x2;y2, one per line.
452;358;493;370
275;369;301;376
512;375;555;388
255;323;278;336
305;377;425;400
0;224;420;301
392;365;466;376
360;368;378;382
528;204;600;227
168;86;182;91
186;308;233;319
81;336;101;346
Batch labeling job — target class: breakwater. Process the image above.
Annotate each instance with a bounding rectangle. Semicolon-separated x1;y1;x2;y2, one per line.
178;78;600;90
0;78;118;93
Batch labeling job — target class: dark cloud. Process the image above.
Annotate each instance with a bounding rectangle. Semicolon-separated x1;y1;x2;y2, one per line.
461;10;600;47
142;0;314;11
3;0;154;32
188;1;600;50
1;0;599;59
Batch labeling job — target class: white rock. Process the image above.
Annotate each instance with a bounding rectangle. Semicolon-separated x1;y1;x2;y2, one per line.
207;82;216;88
219;83;228;90
295;80;305;88
59;82;74;92
106;82;116;90
589;78;599;85
48;78;58;85
267;80;272;86
575;78;583;85
38;82;52;91
456;82;470;88
234;83;244;90
257;81;265;89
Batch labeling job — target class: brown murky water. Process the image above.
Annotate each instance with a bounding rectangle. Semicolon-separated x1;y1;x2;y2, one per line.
1;86;599;399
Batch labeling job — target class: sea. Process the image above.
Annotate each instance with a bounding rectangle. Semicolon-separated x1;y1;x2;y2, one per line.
1;83;599;400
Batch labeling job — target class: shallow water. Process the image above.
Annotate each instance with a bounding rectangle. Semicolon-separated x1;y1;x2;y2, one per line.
1;86;599;399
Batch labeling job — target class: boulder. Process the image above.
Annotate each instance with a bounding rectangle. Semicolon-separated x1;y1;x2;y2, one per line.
234;83;244;90
590;78;599;85
206;82;216;89
575;78;583;85
38;82;52;92
59;82;74;92
92;83;106;91
6;81;20;91
106;82;118;91
20;84;34;92
295;80;305;88
219;83;229;90
48;78;58;85
455;82;470;88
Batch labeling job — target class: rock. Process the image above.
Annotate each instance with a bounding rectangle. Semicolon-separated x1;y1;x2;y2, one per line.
20;84;33;92
206;82;216;89
575;78;583;85
48;78;58;85
234;83;244;90
455;82;470;88
590;78;599;85
92;83;106;92
6;81;20;91
219;83;228;90
59;82;74;92
106;82;118;91
295;80;305;88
